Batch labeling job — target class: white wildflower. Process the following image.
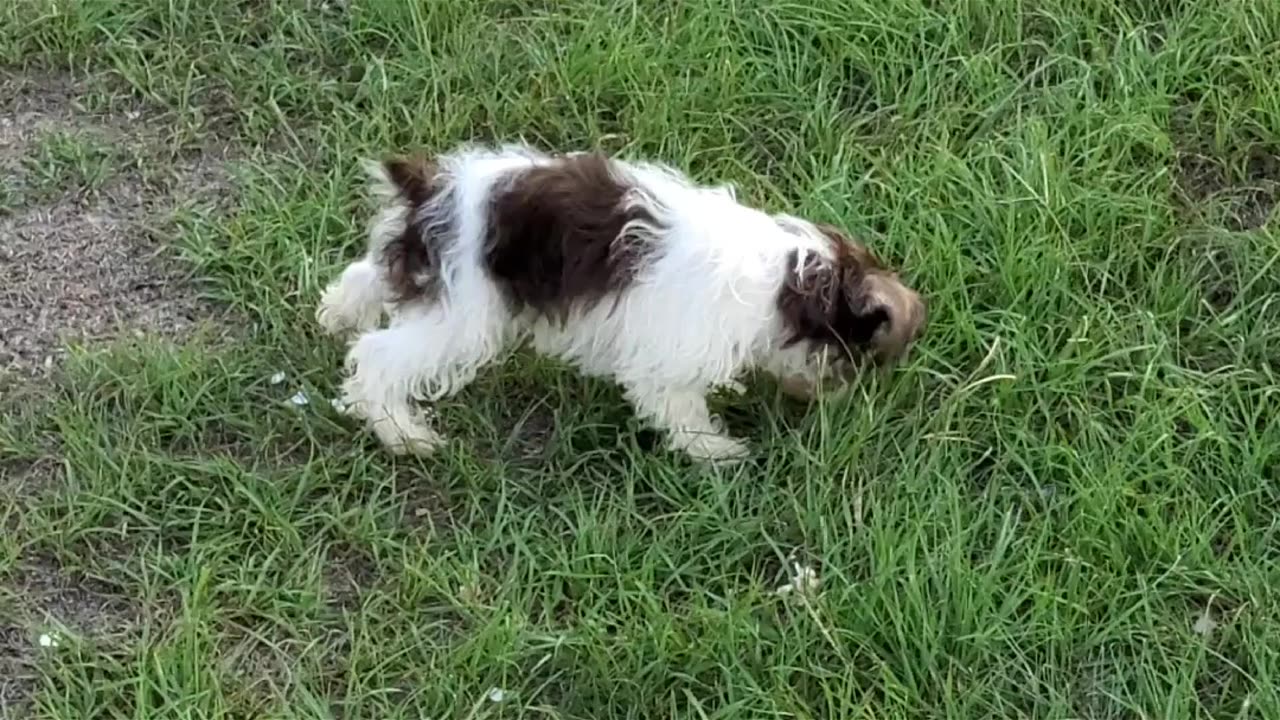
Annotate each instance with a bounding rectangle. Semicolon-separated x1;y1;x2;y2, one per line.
1193;607;1218;637
775;556;821;597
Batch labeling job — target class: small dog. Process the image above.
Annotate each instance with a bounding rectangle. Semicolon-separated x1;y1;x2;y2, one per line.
317;144;924;462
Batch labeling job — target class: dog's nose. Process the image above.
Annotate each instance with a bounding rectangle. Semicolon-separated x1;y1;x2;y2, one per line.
910;292;926;338
873;287;925;364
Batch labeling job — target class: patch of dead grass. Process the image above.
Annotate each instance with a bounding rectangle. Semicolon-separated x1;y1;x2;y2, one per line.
0;69;235;379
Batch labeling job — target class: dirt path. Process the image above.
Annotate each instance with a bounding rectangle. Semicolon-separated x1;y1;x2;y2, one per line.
0;70;231;379
0;68;237;716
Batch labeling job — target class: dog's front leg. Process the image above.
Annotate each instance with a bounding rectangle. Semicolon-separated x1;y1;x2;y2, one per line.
317;258;388;336
339;303;509;457
624;382;749;464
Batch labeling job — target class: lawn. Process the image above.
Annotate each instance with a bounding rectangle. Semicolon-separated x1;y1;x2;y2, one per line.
2;0;1279;717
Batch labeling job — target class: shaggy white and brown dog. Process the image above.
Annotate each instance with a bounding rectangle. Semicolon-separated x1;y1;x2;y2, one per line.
316;144;924;462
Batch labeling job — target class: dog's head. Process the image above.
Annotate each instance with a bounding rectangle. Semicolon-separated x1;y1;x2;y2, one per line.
772;220;925;398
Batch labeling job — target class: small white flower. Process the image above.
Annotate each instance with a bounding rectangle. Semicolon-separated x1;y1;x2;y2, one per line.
269;371;287;385
775;557;821;597
38;632;59;648
485;687;507;703
1193;608;1218;637
288;391;310;406
329;397;348;413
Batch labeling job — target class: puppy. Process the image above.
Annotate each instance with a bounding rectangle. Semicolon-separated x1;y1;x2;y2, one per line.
317;144;924;462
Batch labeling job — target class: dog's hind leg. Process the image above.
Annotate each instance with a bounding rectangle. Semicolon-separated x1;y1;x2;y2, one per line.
339;301;512;456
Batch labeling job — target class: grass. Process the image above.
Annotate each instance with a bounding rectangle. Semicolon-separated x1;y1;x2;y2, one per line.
2;0;1279;717
21;129;122;201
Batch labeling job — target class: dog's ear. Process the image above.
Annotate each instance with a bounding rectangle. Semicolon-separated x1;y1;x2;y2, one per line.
779;253;888;351
816;223;925;362
835;265;892;348
376;155;438;207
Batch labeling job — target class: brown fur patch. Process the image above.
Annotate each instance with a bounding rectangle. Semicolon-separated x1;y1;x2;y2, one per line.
379;156;446;303
484;153;657;317
815;223;886;271
777;249;888;353
777;225;924;362
384;156;438;208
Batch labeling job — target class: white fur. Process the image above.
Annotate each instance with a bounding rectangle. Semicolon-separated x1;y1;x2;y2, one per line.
317;143;856;463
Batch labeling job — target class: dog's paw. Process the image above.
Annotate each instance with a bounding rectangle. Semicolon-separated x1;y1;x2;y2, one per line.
379;421;445;457
387;432;445;457
347;399;445;457
316;310;342;336
316;281;382;336
675;432;750;465
316;284;347;334
712;379;749;397
316;303;377;338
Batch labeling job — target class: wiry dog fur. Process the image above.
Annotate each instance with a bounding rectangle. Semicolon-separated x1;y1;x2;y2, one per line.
317;143;925;462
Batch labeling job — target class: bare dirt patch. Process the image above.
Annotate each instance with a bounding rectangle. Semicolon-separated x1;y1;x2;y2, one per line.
0;557;156;717
1;68;238;717
501;401;558;464
1167;104;1280;323
0;457;59;505
1171;117;1280;233
1174;148;1280;232
0;69;233;379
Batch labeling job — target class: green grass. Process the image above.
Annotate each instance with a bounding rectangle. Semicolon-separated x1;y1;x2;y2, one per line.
3;0;1280;717
21;128;122;201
